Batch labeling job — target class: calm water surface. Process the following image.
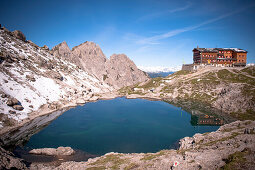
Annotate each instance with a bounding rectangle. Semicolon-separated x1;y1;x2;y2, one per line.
24;97;219;155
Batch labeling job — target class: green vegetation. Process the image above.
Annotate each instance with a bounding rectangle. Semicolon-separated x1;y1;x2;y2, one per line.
160;85;174;93
87;166;106;170
141;150;167;161
203;132;240;147
89;154;128;170
171;70;191;76
124;163;139;170
241;66;255;77
244;121;252;125
137;77;163;89
189;160;195;163
230;109;255;121
221;148;253;170
217;69;255;85
103;74;108;81
241;84;255;103
176;148;191;156
221;127;238;132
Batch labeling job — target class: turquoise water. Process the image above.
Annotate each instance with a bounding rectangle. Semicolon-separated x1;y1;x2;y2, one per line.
24;97;219;155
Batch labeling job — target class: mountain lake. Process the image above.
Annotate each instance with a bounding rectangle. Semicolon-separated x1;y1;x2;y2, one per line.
15;97;223;157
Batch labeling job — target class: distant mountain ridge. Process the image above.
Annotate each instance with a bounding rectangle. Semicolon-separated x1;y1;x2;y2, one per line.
138;65;181;73
147;72;174;78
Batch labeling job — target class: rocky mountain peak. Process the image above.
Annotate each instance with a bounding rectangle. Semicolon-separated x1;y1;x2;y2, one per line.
105;53;148;88
71;41;107;81
52;40;148;88
11;30;26;42
51;41;72;59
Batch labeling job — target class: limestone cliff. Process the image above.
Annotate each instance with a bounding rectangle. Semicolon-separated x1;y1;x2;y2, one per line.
105;54;148;88
71;41;108;81
51;41;72;59
52;41;148;88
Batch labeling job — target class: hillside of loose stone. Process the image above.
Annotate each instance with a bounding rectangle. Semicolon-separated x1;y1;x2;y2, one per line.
0;27;114;130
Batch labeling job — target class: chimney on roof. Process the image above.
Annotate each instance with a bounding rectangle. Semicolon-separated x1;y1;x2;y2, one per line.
197;45;199;49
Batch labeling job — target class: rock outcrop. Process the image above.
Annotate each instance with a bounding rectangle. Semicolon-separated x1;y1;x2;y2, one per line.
29;147;75;156
72;41;108;81
0;146;28;170
52;41;73;60
105;54;148;88
52;41;148;88
11;30;26;41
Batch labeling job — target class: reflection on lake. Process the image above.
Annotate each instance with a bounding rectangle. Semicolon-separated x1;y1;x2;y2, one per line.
190;111;225;126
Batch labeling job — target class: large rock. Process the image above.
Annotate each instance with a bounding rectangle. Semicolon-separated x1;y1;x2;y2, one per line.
52;41;73;59
11;30;26;41
18;54;26;60
26;74;36;82
27;40;39;48
41;45;49;51
13;105;24;111
45;71;63;81
29;147;75;156
0;146;28;169
6;97;19;106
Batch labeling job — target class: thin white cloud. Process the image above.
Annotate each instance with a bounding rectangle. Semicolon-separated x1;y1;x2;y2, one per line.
136;4;255;45
137;2;192;21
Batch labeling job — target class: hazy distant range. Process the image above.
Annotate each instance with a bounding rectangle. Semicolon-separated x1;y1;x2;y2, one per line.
138;66;181;78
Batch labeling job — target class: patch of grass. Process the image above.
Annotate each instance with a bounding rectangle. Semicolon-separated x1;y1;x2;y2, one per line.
87;166;106;170
241;66;255;77
203;132;240;147
103;74;108;81
137;77;163;89
244;121;252;125
241;84;255;103
202;132;210;136
171;70;191;76
221;148;252;170
176;148;191;156
160;85;174;93
217;69;255;85
189;160;195;163
124;163;139;170
190;72;219;86
118;86;134;95
141;150;167;161
230;110;255;121
221;128;236;132
89;154;128;170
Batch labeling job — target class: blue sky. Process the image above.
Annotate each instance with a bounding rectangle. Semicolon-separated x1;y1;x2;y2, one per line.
1;0;255;67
